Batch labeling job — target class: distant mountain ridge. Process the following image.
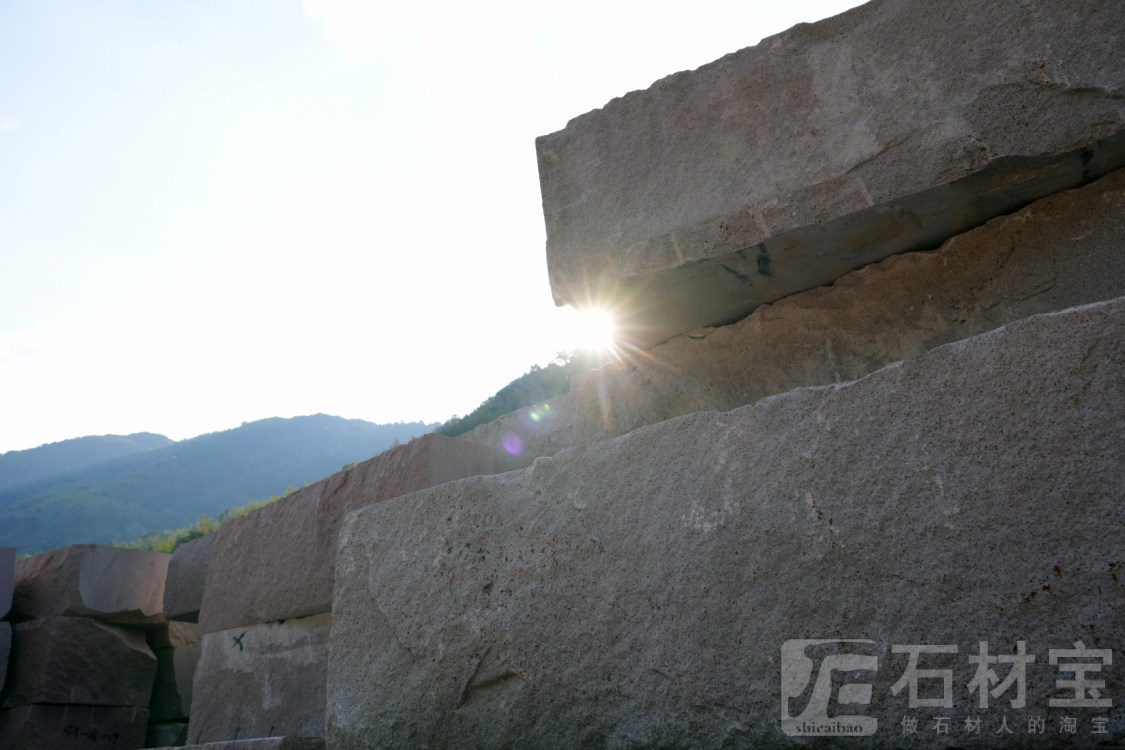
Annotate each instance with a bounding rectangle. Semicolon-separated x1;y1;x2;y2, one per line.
0;432;174;495
0;415;435;555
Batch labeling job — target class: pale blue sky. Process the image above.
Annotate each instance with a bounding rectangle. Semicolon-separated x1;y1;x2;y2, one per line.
0;0;863;453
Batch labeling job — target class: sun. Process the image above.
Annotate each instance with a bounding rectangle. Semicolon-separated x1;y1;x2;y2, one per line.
566;307;619;354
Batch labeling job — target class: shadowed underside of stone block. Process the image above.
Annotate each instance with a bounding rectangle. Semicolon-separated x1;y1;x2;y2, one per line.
536;0;1125;347
0;546;15;619
148;739;325;750
328;297;1125;748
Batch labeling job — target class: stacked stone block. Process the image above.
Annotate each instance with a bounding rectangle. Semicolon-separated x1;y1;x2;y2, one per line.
0;545;171;750
185;433;510;745
0;546;15;699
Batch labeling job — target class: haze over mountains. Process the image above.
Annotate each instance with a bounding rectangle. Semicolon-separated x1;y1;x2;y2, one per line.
0;415;435;555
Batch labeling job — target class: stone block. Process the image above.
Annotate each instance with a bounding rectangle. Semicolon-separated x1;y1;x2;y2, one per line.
0;545;14;619
147;622;201;723
164;534;215;623
461;395;576;468
537;0;1125;347
0;623;9;694
328;297;1125;748
1;616;156;708
145;721;188;748
11;544;170;624
149;739;324;750
187;614;330;745
566;168;1125;446
0;704;149;750
198;434;508;634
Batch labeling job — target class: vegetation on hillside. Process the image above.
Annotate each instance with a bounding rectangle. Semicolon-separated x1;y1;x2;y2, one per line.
437;349;615;437
0;415;435;555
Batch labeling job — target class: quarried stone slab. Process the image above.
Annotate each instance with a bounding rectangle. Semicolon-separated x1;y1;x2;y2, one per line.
0;623;9;694
147;622;200;722
566;167;1125;447
329;298;1124;748
537;0;1125;347
11;544;169;624
1;616;156;708
187;614;330;745
0;704;149;750
163;533;215;623
198;434;508;634
146;721;188;748
0;545;15;619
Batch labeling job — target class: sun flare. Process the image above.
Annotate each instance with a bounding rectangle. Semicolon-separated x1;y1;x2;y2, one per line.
567;307;619;353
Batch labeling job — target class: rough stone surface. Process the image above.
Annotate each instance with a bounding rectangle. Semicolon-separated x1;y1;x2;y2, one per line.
198;434;510;634
461;395;574;469
0;545;15;619
328;298;1124;748
0;704;149;750
1;616;156;708
146;721;189;748
147;622;201;723
564;168;1125;447
537;0;1125;347
164;533;215;623
188;614;330;745
11;544;170;624
0;623;9;695
149;739;324;750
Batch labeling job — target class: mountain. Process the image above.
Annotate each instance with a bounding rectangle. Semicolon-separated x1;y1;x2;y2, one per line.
0;432;174;495
0;415;435;555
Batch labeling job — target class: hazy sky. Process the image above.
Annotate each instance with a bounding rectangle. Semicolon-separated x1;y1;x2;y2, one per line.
0;0;863;454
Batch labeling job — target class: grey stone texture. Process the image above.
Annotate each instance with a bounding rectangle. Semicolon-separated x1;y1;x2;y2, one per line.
328;297;1125;748
147;622;201;723
0;623;9;695
198;433;511;634
11;544;170;624
536;0;1125;347
146;721;189;748
187;614;330;745
1;616;156;708
163;533;215;623
149;739;324;750
0;704;149;750
0;545;15;619
564;168;1125;448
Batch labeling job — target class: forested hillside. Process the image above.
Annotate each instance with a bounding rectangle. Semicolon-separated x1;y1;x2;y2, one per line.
0;415;434;554
0;432;173;495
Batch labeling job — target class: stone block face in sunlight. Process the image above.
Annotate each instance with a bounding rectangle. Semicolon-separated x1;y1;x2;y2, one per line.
11;545;169;625
187;614;330;745
198;433;510;634
328;297;1125;748
536;0;1125;347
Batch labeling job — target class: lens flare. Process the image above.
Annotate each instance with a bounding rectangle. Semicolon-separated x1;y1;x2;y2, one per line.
570;307;618;353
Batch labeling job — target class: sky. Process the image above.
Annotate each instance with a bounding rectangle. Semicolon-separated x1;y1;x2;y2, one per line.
0;0;864;454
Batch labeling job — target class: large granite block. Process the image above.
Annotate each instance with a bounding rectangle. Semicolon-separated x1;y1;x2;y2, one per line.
187;614;330;745
11;544;170;624
0;623;9;694
328;297;1124;748
147;621;201;723
1;616;156;708
0;545;14;619
537;0;1125;347
163;533;215;623
565;167;1125;447
198;433;509;634
0;704;149;750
